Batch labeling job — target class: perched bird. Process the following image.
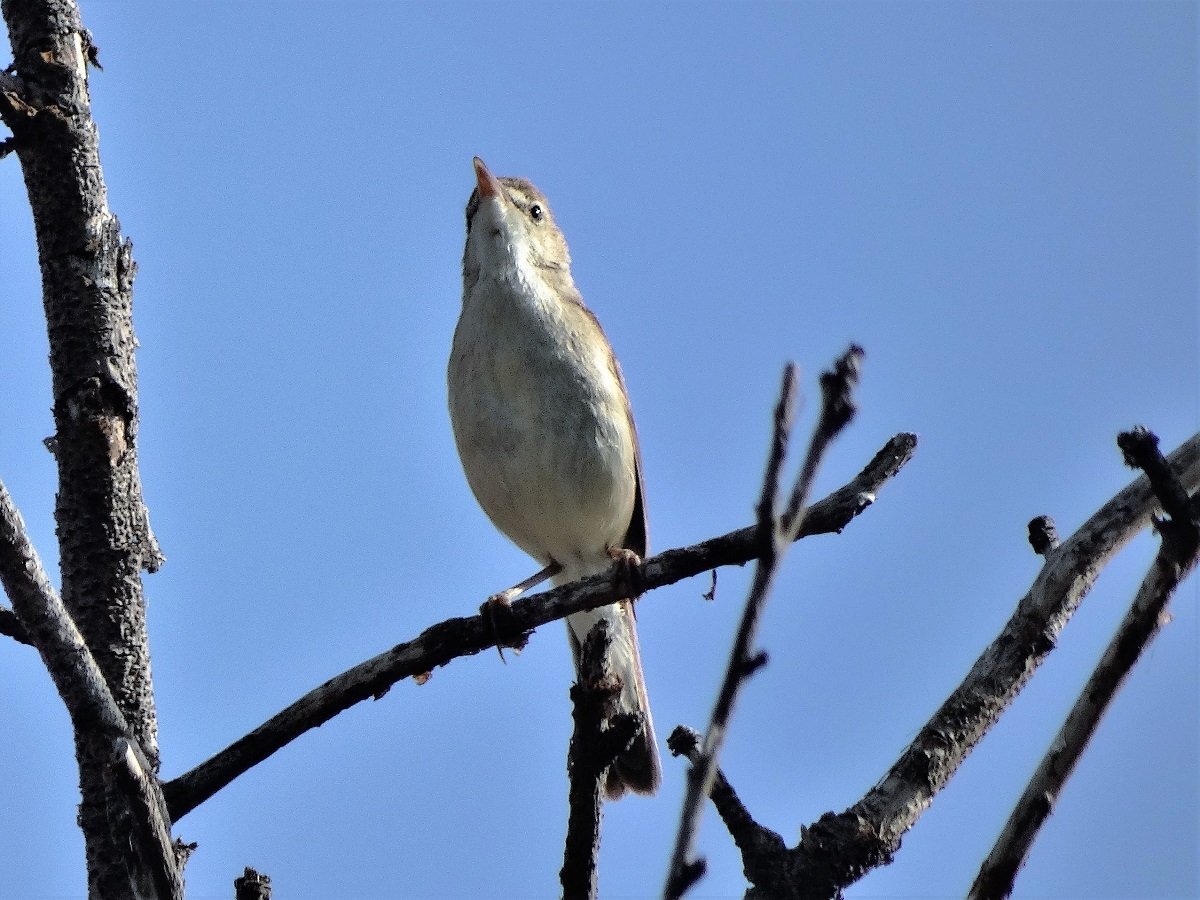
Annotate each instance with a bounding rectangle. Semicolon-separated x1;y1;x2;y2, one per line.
448;157;661;799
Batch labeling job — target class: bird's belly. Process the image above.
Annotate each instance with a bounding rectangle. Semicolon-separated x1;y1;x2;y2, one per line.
449;309;636;572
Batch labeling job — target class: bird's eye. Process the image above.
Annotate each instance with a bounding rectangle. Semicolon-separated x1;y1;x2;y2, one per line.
529;204;544;222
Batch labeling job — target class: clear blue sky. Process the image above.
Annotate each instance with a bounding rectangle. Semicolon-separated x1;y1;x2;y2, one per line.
1;3;1196;898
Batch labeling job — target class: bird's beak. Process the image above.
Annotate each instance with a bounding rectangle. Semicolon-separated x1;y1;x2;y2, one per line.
473;157;504;200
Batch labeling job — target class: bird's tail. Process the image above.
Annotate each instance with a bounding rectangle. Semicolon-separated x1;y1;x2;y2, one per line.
566;600;661;799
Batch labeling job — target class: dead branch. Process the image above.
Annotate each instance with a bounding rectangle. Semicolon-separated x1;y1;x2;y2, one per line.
2;0;171;894
0;605;32;645
665;348;863;899
969;428;1200;898
234;868;272;900
691;430;1200;898
560;621;640;899
0;479;128;742
0;474;181;896
162;426;914;823
667;726;787;885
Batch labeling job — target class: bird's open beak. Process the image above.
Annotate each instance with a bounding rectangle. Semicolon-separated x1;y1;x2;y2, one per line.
473;157;504;200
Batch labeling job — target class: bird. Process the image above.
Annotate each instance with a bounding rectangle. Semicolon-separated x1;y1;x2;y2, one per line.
448;157;661;799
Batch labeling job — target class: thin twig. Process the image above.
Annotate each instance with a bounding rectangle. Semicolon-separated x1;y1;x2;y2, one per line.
666;725;787;875
758;362;800;537
782;346;863;533
664;348;862;900
162;429;915;823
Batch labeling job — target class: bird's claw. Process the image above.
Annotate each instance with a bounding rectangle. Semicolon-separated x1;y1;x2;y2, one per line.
480;594;528;662
606;546;645;599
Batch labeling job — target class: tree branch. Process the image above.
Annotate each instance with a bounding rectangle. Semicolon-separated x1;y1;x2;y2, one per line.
0;605;33;645
3;0;171;893
969;428;1200;899
666;725;788;886
732;430;1200;897
3;0;162;753
162;427;915;823
234;868;272;900
560;620;639;899
0;478;128;741
665;348;863;899
0;476;182;897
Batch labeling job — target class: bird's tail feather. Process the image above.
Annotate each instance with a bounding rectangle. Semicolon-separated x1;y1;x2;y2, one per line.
566;601;661;799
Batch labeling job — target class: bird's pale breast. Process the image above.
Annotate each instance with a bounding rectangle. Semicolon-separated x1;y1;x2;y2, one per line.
449;269;636;575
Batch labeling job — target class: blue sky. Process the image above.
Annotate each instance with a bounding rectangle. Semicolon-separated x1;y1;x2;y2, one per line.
1;2;1196;897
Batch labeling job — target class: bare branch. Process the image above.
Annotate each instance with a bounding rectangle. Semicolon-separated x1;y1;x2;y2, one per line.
162;429;916;823
646;429;913;583
781;345;863;532
0;478;128;739
234;868;272;900
970;532;1200;898
560;621;639;900
666;726;787;881
0;605;33;645
970;429;1200;899
760;430;1200;897
645;432;1199;898
0;477;182;897
1118;426;1197;526
665;348;863;900
757;362;800;536
3;0;175;891
107;739;184;900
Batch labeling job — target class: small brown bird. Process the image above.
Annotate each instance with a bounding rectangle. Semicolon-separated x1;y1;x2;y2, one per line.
448;157;661;798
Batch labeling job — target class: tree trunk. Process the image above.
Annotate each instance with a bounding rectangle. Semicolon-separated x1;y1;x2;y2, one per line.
2;0;168;895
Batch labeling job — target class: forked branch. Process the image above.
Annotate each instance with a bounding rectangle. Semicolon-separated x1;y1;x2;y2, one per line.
970;428;1200;898
675;430;1199;898
665;347;864;899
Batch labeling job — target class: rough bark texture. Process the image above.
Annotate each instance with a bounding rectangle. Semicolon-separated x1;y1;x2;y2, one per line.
234;868;273;900
2;0;167;895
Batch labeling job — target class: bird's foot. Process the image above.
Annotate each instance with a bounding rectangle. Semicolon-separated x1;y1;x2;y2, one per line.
480;593;528;662
480;561;562;661
606;546;645;599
